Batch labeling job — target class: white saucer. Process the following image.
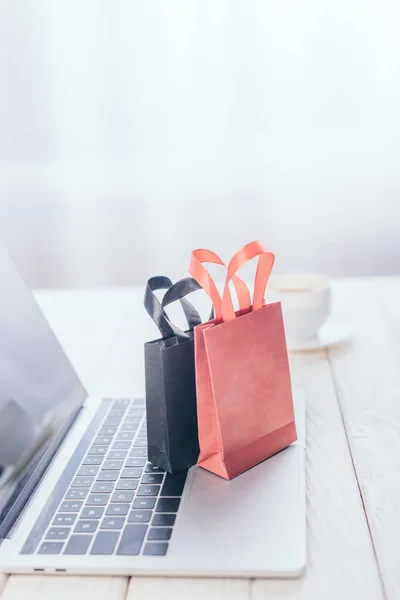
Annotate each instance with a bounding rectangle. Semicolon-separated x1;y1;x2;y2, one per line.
286;315;354;352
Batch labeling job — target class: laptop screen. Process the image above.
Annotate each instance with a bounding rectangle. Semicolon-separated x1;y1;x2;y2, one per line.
0;240;87;482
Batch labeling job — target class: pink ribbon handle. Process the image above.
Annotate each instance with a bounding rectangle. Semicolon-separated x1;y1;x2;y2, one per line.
221;241;275;322
189;249;251;322
189;242;275;323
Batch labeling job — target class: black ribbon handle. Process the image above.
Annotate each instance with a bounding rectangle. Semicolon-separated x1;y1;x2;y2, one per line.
144;276;202;342
162;277;215;322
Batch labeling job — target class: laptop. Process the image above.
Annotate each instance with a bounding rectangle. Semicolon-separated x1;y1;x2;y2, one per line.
0;240;306;578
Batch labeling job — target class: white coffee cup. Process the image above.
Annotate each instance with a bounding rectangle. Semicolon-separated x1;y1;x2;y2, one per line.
267;273;331;341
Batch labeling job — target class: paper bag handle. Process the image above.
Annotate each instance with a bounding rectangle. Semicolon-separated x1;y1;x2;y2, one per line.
162;277;215;322
189;241;275;322
222;241;275;321
144;276;202;342
189;249;251;321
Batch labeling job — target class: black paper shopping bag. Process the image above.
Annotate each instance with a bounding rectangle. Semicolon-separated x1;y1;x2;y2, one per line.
144;276;205;474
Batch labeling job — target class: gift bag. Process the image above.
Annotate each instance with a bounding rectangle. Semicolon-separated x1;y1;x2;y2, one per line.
190;241;297;480
144;276;203;474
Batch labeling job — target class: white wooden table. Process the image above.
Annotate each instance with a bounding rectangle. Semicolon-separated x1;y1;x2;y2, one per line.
0;278;399;600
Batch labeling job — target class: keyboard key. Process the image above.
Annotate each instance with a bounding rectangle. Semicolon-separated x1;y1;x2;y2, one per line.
128;510;151;523
87;446;107;455
125;458;146;468
121;468;142;479
112;441;131;450
113;399;131;408
132;497;156;509
46;527;70;540
116;524;147;555
103;418;121;427
109;409;126;418
152;514;176;527
71;477;95;487
111;491;134;503
99;427;117;436
141;474;163;485
59;500;83;512
107;450;128;460
137;485;160;497
132;398;145;405
148;527;172;541
145;463;165;473
161;472;187;497
53;514;77;526
156;498;181;513
143;543;168;556
86;494;110;506
128;407;143;415
38;542;63;554
90;531;119;555
106;504;129;516
97;470;118;482
92;482;114;493
133;439;147;448
77;465;100;477
120;424;137;432
125;417;141;424
115;479;138;491
74;520;98;533
93;436;112;446
101;517;125;530
116;432;135;441
81;507;104;519
64;535;92;555
82;456;103;466
65;488;89;500
130;448;147;457
102;460;124;470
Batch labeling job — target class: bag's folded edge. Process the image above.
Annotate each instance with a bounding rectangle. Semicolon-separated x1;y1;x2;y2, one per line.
198;420;297;480
148;448;172;473
148;445;200;475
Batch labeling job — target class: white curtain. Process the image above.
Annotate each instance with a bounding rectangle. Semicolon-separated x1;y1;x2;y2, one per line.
1;0;399;286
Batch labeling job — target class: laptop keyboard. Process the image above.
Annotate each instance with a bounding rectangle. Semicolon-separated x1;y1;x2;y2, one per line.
28;399;187;557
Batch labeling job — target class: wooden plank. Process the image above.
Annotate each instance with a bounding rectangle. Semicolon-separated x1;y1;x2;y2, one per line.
253;349;384;600
327;278;400;600
127;577;250;600
0;575;128;600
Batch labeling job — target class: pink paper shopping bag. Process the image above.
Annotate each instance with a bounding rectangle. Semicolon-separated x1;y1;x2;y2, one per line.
190;241;297;480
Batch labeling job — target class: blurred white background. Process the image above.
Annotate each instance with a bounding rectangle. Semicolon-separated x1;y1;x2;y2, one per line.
1;0;399;287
